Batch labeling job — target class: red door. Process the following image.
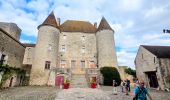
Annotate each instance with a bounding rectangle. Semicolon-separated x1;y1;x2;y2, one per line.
55;76;64;86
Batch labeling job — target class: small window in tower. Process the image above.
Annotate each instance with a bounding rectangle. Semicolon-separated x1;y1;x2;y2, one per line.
45;61;51;69
61;45;66;52
48;44;52;51
81;46;85;53
63;35;66;39
154;57;156;63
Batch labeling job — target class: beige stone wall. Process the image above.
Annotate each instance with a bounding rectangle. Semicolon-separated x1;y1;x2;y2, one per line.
96;30;118;68
29;25;59;85
0;30;25;68
0;22;21;40
135;46;167;89
159;58;170;89
23;47;35;65
135;46;158;87
58;32;97;69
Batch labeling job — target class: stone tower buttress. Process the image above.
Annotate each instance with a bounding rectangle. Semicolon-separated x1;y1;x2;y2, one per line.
96;17;118;68
29;12;60;85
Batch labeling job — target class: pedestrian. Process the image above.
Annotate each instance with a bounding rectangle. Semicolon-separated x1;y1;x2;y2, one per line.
121;80;125;92
133;80;152;100
135;78;140;87
125;79;129;95
112;80;118;95
127;79;130;92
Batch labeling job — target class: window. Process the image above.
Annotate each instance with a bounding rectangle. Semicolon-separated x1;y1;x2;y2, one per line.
45;61;51;69
0;54;6;65
142;54;143;59
60;60;66;68
81;60;85;68
81;46;85;53
48;44;52;51
63;35;66;39
89;61;95;68
71;60;76;68
154;57;155;63
61;45;66;52
81;36;85;41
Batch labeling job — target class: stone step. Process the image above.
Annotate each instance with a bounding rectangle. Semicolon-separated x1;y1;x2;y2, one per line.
70;74;88;88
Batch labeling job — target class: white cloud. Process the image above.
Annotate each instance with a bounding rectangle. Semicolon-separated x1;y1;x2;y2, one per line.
119;0;143;12
1;0;170;69
144;6;166;18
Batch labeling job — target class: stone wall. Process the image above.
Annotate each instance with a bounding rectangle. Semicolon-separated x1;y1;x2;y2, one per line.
96;30;118;68
30;25;59;85
58;32;97;69
135;46;166;89
23;47;35;65
0;29;25;68
0;22;21;40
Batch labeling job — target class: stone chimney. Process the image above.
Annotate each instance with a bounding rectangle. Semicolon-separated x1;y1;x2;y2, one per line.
57;18;60;26
94;22;97;28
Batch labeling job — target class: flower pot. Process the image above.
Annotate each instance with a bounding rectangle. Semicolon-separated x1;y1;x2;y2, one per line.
63;83;70;89
91;83;97;88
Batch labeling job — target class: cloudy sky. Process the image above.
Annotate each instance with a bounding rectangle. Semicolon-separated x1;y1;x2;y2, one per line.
0;0;170;69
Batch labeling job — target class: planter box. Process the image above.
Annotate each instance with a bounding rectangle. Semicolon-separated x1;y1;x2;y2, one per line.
91;83;97;88
63;83;70;89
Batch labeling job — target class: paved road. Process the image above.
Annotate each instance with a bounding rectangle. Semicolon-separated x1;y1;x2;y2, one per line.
0;86;170;100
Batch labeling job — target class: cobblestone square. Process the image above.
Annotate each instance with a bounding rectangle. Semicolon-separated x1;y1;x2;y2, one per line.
0;86;170;100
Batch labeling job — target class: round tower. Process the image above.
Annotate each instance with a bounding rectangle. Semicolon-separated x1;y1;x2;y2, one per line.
96;17;118;68
29;12;60;85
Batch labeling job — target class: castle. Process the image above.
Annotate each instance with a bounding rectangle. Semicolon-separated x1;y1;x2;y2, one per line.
0;12;118;87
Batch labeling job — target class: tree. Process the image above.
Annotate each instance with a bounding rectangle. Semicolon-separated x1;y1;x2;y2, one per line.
125;67;136;77
100;66;121;86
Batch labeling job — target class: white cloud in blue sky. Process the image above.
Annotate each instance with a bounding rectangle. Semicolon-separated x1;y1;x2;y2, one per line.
0;0;170;69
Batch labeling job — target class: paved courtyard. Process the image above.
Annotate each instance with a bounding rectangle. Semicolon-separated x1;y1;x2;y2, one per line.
0;86;170;100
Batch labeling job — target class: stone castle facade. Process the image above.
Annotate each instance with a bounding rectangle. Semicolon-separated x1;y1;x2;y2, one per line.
28;12;118;85
0;12;118;86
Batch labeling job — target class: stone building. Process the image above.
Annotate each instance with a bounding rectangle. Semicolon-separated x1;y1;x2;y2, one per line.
0;22;25;87
0;11;118;87
25;12;118;86
135;45;170;90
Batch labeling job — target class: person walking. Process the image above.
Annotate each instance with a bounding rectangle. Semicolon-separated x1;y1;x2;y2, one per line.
133;80;152;100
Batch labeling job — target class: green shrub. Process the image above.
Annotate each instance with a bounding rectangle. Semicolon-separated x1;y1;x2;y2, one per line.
125;67;136;78
100;66;121;86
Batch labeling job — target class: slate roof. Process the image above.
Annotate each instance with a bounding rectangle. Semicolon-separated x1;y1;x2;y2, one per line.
60;20;97;33
23;43;36;47
97;17;113;32
38;11;59;29
142;45;170;58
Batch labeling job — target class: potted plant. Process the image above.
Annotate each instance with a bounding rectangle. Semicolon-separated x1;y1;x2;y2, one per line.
91;77;97;88
63;78;70;89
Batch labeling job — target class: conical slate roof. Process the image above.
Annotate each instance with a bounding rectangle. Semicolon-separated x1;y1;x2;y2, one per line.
38;11;59;29
97;17;113;32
